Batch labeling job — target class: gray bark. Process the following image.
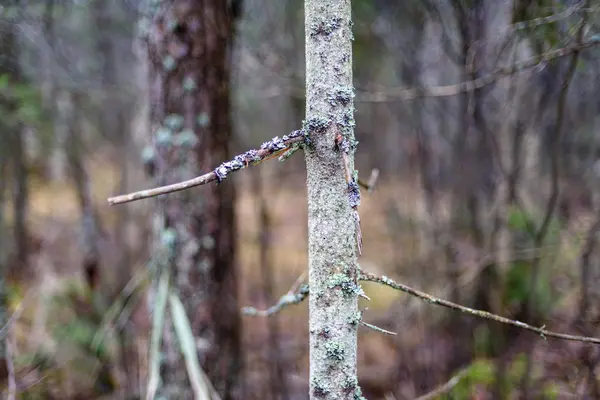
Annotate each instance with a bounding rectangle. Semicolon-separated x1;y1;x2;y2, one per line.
304;1;362;399
144;1;241;398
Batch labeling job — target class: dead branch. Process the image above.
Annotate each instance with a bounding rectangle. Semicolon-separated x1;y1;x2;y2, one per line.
357;38;600;102
108;131;307;205
359;271;600;344
242;284;309;317
242;273;308;317
413;370;467;400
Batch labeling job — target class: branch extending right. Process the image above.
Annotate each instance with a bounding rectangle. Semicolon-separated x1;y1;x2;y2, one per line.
360;271;600;345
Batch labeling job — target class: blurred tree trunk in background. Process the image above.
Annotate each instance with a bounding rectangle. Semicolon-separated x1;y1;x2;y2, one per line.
42;0;68;182
443;0;493;374
0;140;7;387
1;9;29;269
0;3;28;386
145;1;241;398
91;1;139;392
62;90;102;292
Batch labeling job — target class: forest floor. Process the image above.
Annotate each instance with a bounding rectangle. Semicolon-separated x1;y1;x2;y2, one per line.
5;159;596;399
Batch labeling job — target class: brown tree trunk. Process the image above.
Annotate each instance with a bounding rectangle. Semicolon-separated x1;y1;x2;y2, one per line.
145;1;241;398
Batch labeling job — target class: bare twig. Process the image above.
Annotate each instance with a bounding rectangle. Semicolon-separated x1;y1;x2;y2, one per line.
359;272;600;344
358;168;380;193
413;370;467;400
242;277;309;317
360;321;397;336
510;1;586;31
108;131;307;205
357;38;600;102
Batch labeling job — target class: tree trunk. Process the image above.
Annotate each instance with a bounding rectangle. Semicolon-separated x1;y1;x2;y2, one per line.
144;1;241;398
304;1;362;399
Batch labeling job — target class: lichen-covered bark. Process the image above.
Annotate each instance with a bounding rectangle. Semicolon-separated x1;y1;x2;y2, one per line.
304;1;362;399
144;1;241;398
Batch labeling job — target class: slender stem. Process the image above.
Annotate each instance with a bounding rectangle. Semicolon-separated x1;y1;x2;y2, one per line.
108;133;305;205
358;38;600;102
360;272;600;344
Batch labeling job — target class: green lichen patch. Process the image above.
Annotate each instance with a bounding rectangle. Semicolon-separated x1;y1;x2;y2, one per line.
325;341;345;361
182;76;196;92
173;130;198;147
310;16;343;37
347;311;362;326
197;112;210;128
304;116;331;134
155;127;173;146
162;55;176;72
164;114;185;131
311;378;330;397
328;273;360;297
327;87;355;107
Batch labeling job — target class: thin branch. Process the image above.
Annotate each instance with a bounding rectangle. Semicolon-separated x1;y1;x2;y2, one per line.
242;275;309;317
357;38;600;102
359;271;600;344
511;1;586;31
108;131;307;205
360;321;397;336
413;370;467;400
358;168;380;193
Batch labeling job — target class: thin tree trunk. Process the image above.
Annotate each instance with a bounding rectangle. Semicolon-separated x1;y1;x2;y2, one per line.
62;91;102;291
11;129;29;271
0;9;22;385
145;1;241;398
304;1;361;399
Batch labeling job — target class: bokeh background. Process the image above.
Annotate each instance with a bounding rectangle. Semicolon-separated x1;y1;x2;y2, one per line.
0;0;600;398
